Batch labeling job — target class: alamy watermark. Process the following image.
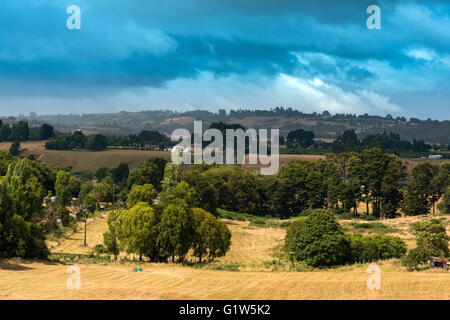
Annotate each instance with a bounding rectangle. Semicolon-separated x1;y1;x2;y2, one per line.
366;264;381;290
170;121;279;175
66;5;81;30
66;264;81;290
367;5;381;30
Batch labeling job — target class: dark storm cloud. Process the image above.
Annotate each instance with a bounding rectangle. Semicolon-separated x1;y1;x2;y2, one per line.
0;0;449;118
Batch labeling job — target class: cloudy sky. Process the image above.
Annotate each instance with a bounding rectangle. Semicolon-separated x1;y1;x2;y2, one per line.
0;0;449;119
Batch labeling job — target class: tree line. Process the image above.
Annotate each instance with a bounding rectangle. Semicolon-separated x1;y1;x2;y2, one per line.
45;129;170;151
285;128;437;154
0;120;54;142
0;146;449;262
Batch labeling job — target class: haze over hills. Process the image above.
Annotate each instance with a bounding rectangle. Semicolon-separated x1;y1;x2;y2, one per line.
4;108;450;145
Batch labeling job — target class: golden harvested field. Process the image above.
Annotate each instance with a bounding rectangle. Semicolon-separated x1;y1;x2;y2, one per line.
1;141;172;173
27;149;171;173
0;140;47;151
1;213;449;300
1;260;449;300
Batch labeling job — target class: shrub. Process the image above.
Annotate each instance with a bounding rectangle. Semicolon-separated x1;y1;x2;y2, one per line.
284;217;307;254
284;210;351;267
412;219;449;258
92;244;108;254
402;247;429;271
348;222;395;234
358;214;377;221
9;141;20;156
279;221;291;228
349;234;407;263
250;218;266;226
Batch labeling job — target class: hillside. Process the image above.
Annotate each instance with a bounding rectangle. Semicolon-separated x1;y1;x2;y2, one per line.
9;109;450;145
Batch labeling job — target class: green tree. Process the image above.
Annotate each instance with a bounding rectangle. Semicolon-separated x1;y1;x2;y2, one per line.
78;181;94;201
0;150;14;175
276;160;310;217
380;155;405;218
284;209;351;267
85;134;107;151
161;163;183;192
191;208;231;263
161;181;196;207
116;203;160;261
9;141;20;156
55;170;80;205
403;162;439;216
83;193;98;214
39;123;54;140
103;210;120;260
438;186;450;214
4;159;46;220
403;184;429;216
147;157;168;187
431;163;450;214
225;168;260;215
362;149;406;218
93;176;117;203
111;162;129;185
127;184;157;207
286;129;315;148
0;123;11;141
95;167;110;181
412;219;449;258
10;121;30;141
128;161;162;190
0;182;48;258
158;200;194;262
183;170;218;215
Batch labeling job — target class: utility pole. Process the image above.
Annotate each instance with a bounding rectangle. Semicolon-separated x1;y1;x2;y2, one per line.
83;208;87;246
113;186;115;214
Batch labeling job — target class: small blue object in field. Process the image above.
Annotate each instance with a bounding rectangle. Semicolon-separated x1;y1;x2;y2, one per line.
134;267;142;272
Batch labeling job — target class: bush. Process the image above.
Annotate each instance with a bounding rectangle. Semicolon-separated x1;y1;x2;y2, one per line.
279;221;291;228
250;218;266;226
402;247;429;271
9;141;20;156
284;217;307;254
284;210;351;267
412;219;449;258
348;222;396;234
92;244;108;254
349;234;406;263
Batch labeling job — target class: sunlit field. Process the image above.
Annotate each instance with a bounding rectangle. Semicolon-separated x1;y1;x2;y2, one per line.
1;213;449;300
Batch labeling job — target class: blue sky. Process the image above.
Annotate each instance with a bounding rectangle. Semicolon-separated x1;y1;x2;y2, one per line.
0;0;449;119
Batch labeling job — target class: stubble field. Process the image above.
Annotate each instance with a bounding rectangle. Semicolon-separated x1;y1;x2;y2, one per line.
1;214;449;300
